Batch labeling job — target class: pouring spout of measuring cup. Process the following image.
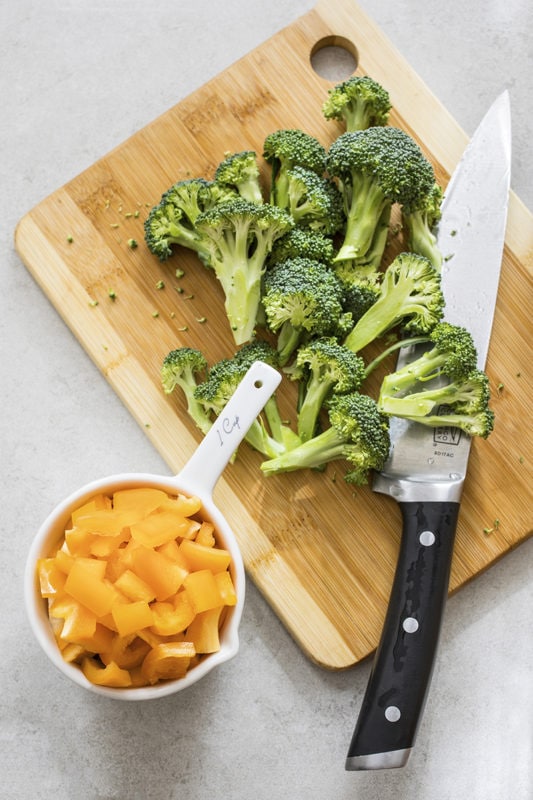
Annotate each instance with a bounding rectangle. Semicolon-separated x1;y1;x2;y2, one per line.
175;361;281;498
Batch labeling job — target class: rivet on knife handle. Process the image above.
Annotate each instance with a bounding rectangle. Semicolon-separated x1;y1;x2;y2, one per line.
345;500;460;770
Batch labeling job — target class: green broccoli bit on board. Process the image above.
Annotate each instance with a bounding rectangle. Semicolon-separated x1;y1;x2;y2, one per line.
160;347;211;434
295;337;366;442
322;75;392;132
261;391;390;485
268;227;336;267
402;181;444;272
263;129;327;207
195;199;294;345
215;150;264;204
327;127;435;264
262;257;346;365
343;252;444;353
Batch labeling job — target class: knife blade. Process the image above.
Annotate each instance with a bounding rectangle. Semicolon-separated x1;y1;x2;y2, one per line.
345;91;512;771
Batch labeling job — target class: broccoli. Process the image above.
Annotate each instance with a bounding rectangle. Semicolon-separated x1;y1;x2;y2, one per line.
322;75;392;132
262;257;346;365
295;337;366;442
277;166;345;235
261;392;391;485
402;181;444;272
193;342;297;458
161;347;211;434
376;321;494;437
144;178;236;263
343;252;444;353
263;129;327;208
194;199;294;345
215;150;264;204
268;227;335;267
327;127;436;264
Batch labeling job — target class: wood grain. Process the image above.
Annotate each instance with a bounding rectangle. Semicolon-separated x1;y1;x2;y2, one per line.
15;0;532;669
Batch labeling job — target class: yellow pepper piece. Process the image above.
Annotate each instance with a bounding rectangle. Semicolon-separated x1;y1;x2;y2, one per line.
156;494;203;517
111;600;153;637
141;641;196;685
37;557;66;597
52;598;97;643
112;487;169;515
179;539;231;573
186;606;223;653
100;635;151;669
64;559;118;617
131;545;188;601
114;569;155;603
194;521;216;548
70;493;112;524
150;593;196;636
81;657;132;688
214;570;237;606
183;569;221;613
130;510;198;548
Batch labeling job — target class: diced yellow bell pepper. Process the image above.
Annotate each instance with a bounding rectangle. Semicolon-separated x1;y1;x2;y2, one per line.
54;599;97;643
157;494;203;517
186;606;223;653
64;558;119;617
179;539;231;573
70;493;112;525
112;487;169;516
150;592;196;636
100;634;151;669
37;557;67;597
141;641;196;685
183;569;221;613
114;569;155;603
81;657;132;688
77;623;116;654
130;510;197;548
111;600;153;637
131;545;188;601
195;521;216;547
214;570;237;606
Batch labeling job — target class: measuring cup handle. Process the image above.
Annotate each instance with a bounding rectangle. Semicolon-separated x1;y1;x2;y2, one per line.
175;361;282;497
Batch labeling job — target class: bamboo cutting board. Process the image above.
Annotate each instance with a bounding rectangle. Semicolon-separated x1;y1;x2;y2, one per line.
15;0;533;669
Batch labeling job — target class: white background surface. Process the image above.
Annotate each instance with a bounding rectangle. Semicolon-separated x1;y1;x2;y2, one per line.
2;1;532;798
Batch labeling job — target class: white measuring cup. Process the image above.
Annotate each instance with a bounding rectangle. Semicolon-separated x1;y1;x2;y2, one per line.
24;361;281;700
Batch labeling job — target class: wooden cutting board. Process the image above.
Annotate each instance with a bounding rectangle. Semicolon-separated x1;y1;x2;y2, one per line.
15;0;532;669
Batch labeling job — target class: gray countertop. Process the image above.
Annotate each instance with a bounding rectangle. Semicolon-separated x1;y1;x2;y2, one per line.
2;2;532;798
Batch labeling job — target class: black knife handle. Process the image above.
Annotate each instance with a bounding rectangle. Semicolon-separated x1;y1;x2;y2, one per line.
346;500;460;770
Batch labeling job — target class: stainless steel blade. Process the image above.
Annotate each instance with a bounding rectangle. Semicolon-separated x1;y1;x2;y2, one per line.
373;91;512;504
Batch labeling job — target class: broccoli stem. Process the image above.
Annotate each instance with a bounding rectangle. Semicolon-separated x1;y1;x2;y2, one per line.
277;321;302;366
220;264;262;345
297;379;332;442
261;425;345;475
335;175;390;263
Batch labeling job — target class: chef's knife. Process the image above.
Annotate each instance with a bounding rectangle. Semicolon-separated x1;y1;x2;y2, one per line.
345;91;512;771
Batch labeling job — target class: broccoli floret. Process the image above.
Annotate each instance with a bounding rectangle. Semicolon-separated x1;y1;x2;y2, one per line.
295;338;366;442
215;150;264;204
343;252;444;353
263;129;327;208
268;227;335;267
278;167;344;235
193;344;294;458
262;257;345;365
144;178;236;263
194;199;294;345
161;347;211;434
261;392;390;485
327;127;435;264
376;322;493;437
322;75;392;132
402;182;444;272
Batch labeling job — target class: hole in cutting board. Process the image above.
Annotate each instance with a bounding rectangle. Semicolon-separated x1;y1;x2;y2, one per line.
310;36;358;81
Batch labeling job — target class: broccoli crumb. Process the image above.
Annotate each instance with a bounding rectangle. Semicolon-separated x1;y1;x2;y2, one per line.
155;280;165;290
196;316;207;324
175;268;185;279
88;300;99;308
66;235;74;243
483;519;500;535
108;290;117;301
152;311;160;318
127;238;138;249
